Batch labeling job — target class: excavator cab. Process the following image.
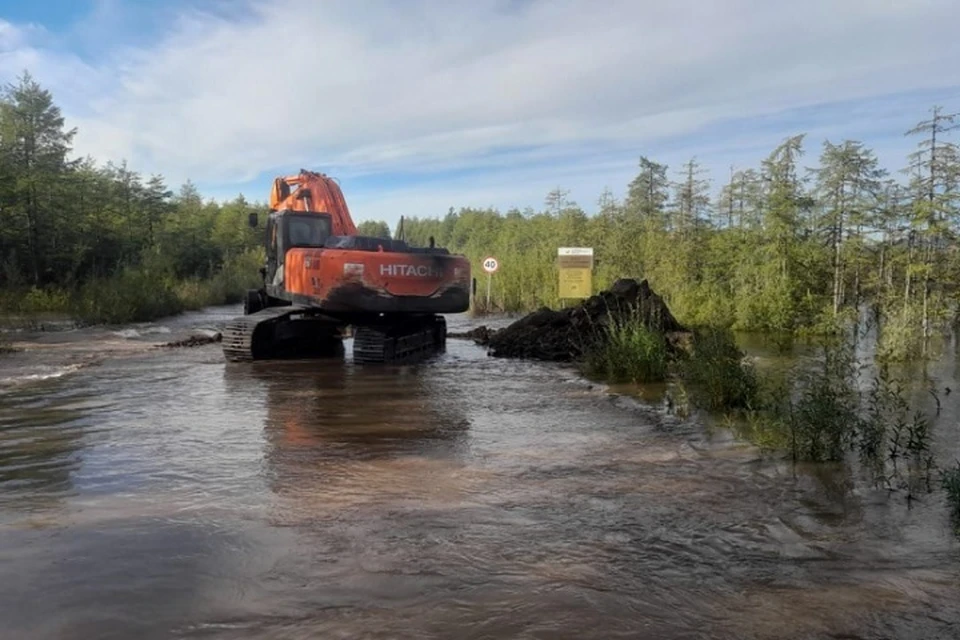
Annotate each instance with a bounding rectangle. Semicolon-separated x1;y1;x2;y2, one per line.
264;210;334;289
283;212;332;249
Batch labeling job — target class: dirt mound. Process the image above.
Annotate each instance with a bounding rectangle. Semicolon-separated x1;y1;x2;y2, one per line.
463;278;684;361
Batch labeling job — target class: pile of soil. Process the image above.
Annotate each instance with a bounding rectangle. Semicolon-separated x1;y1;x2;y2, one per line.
462;278;685;362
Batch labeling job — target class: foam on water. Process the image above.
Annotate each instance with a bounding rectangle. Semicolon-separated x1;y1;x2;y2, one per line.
0;363;89;389
113;325;172;339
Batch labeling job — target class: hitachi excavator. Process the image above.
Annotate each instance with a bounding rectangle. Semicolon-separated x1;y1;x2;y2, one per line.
221;169;471;363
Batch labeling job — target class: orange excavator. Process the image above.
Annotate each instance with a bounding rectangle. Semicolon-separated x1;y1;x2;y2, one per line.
221;169;471;363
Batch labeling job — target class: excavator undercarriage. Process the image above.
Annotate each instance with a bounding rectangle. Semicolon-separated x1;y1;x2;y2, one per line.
221;307;448;364
352;315;447;364
222;306;343;361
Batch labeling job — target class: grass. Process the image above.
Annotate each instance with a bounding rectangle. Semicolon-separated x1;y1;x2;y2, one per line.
581;307;669;383
580;315;761;405
0;248;264;327
941;462;960;520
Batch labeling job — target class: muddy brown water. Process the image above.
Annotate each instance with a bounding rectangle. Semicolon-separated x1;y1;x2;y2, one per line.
0;307;958;640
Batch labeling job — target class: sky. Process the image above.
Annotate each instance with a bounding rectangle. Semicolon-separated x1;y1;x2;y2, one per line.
1;0;959;227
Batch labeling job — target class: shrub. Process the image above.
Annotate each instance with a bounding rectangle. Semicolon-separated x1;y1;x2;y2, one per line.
940;462;960;524
783;339;862;462
677;327;759;410
876;304;926;362
21;287;72;314
76;266;184;325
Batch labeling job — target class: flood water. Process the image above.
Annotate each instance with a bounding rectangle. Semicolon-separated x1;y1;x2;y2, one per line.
1;307;958;639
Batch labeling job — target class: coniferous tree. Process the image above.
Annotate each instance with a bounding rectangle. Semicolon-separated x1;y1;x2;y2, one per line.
903;106;960;338
0;71;78;284
814;140;885;313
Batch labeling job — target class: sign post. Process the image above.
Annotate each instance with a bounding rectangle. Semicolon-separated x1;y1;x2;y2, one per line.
557;247;594;301
482;256;499;311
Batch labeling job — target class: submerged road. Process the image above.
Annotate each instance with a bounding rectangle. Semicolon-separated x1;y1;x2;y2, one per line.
0;306;958;639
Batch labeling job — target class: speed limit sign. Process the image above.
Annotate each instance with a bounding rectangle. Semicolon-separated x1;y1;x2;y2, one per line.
482;256;499;274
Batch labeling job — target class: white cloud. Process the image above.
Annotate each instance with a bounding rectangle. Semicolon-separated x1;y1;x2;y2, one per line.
1;0;959;210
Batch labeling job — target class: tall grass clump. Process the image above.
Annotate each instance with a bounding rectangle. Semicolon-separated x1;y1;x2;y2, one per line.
941;463;960;528
677;327;759;410
582;307;668;383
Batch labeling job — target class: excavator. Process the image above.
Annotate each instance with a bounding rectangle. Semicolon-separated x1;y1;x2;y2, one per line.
221;169;471;363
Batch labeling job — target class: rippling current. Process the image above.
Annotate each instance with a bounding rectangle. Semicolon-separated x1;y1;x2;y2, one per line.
0;307;958;639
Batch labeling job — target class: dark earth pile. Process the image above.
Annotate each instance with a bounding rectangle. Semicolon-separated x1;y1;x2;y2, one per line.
459;278;685;361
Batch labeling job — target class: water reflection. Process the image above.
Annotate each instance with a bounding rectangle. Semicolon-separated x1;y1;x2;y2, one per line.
226;357;471;450
0;386;92;513
222;356;473;520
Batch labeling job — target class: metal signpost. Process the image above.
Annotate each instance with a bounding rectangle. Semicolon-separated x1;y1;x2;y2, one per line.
482;256;499;310
557;247;594;301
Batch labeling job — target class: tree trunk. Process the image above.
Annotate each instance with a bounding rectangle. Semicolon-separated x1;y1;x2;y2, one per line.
26;182;40;285
878;242;885;300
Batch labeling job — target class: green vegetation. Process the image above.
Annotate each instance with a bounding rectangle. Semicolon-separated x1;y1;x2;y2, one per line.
703;337;942;503
783;340;863;463
583;316;951;512
355;220;392;239
383;108;960;358
0;72;264;326
676;328;759;410
582;309;669;383
942;462;960;527
3;69;959;343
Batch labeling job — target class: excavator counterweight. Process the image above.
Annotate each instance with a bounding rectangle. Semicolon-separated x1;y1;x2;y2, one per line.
222;170;470;363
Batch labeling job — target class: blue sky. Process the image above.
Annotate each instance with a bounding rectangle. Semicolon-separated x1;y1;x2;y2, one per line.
2;0;959;227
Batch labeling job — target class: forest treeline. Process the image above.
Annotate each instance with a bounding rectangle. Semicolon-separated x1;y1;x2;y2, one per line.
1;70;958;355
0;73;265;323
391;108;959;360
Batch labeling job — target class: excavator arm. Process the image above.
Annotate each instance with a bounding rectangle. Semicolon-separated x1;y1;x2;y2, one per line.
269;169;358;236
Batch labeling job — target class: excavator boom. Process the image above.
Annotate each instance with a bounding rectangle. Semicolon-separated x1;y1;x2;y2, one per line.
269;169;357;235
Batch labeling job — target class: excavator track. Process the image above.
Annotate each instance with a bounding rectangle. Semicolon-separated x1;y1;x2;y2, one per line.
353;315;447;364
222;305;344;362
224;305;447;364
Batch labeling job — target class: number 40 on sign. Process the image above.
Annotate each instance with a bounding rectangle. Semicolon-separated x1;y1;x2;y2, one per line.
481;256;498;310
